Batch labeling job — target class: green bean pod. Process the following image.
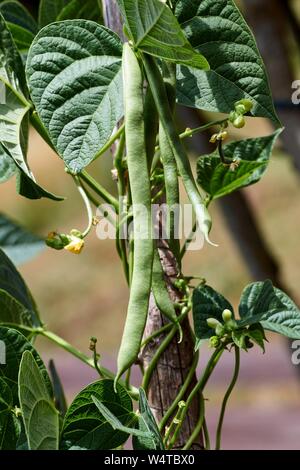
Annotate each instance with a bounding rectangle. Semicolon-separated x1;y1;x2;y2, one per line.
115;44;154;387
144;86;159;172
143;54;216;246
152;248;182;341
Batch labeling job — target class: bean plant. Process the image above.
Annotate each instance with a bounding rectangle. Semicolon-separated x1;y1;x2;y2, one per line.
0;0;299;451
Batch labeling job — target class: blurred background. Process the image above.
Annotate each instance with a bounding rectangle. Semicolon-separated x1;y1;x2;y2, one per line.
1;0;300;449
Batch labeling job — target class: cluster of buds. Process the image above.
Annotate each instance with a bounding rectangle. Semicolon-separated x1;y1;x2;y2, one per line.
46;229;85;254
229;99;253;129
207;309;237;348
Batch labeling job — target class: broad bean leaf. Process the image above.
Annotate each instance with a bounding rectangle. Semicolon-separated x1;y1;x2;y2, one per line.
117;0;209;69
0;376;21;449
92;395;151;439
18;351;59;450
0;213;44;265
0;248;41;330
0;1;37;53
197;131;281;199
0;142;16;183
61;379;133;450
0;13;63;200
0;327;52;404
175;0;280;125
132;388;164;450
192;284;233;347
239;281;300;339
26;20;123;173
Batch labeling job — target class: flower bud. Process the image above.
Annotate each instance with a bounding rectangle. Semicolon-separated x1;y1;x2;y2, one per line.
206;318;222;329
45;232;65;250
237;99;253;113
215;324;225;337
222;309;232;323
235;103;246;115
209;336;220;348
232;115;246;129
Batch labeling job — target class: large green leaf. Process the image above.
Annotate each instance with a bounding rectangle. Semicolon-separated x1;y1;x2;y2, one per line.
0;1;37;53
18;351;59;450
0;142;16;183
0;213;44;265
26;20;123;173
0;13;64;200
0;327;52;404
132;388;164;450
61;379;133;450
238;281;300;339
0;248;41;330
197;131;281;199
117;0;209;69
175;0;279;125
192;284;233;346
92;395;151;439
38;0;69;28
0;376;21;449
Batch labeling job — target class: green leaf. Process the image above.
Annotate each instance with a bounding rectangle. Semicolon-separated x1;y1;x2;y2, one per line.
0;142;16;183
117;0;209;69
26;20;123;173
0;213;44;265
197;131;281;199
92;395;151;439
18;351;59;450
0;376;21;449
175;0;280;125
0;1;38;53
0;13;64;200
0;327;52;404
57;0;102;22
61;379;133;450
38;0;69;28
0;1;37;35
192;284;233;346
0;11;27;93
247;323;267;352
238;281;300;339
132;388;164;450
49;359;67;417
0;248;41;329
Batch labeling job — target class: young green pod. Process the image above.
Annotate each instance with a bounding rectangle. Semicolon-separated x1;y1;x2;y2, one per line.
207;318;222;329
115;44;154;388
222;309;233;323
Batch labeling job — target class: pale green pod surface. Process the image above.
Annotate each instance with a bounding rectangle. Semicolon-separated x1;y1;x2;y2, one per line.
115;44;154;387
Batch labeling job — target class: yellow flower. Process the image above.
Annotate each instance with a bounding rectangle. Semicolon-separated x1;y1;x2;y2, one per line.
64;236;84;254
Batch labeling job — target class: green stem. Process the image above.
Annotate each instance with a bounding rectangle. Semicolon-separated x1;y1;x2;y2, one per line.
179;119;228;140
79;170;119;212
159;349;199;433
164;402;186;448
30;111;56;152
92;123;125;162
39;329;139;399
72;176;93;237
141;326;178;393
202;417;211;450
215;346;240;450
182;394;205;450
168;346;224;444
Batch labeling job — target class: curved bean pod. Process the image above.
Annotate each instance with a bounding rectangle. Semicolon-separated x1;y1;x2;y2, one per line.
143;54;216;246
115;44;154;387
